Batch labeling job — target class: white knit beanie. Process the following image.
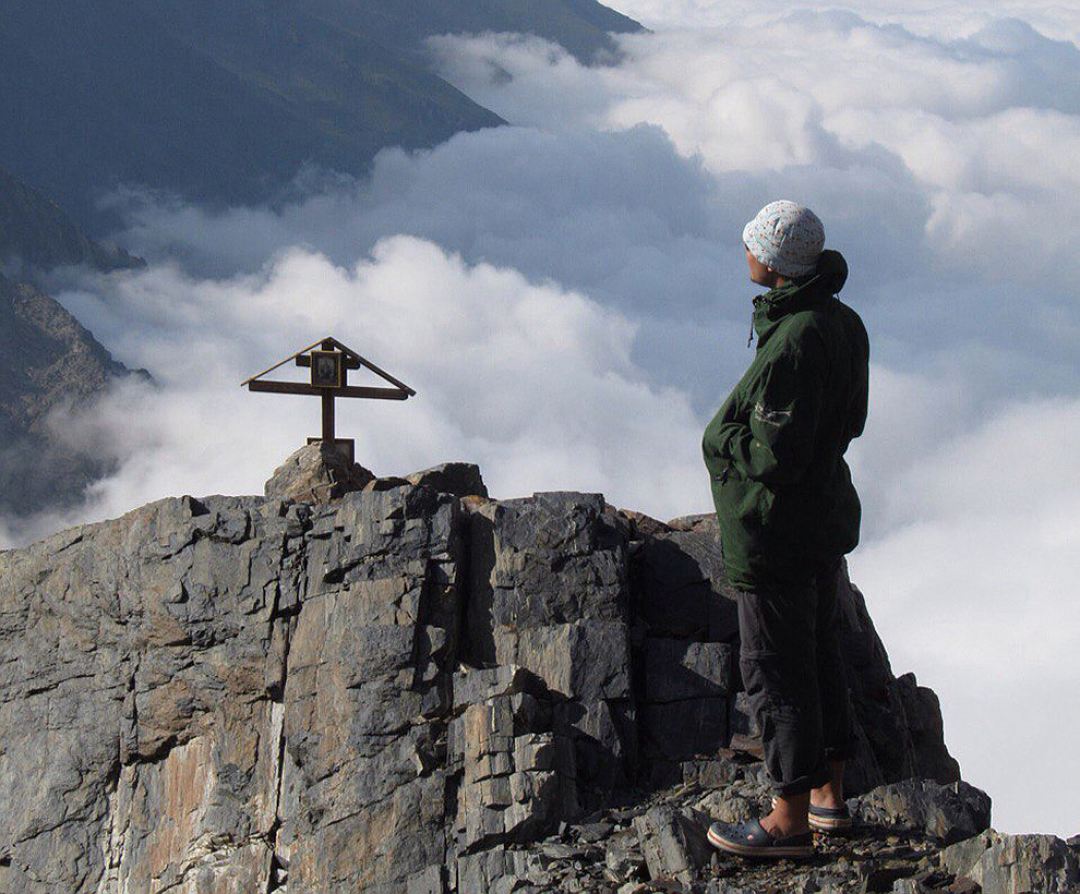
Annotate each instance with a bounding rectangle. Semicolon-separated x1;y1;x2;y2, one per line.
742;200;825;278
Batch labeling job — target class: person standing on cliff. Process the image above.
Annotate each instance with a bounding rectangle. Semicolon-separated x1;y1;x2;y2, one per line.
702;200;869;858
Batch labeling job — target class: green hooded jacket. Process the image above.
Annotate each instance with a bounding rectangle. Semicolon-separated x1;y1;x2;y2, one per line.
701;250;869;590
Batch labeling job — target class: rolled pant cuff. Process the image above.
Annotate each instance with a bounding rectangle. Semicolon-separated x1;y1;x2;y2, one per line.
770;764;831;797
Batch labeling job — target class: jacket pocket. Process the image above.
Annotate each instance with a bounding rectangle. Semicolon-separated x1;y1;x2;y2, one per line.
713;464;732;486
712;472;766;529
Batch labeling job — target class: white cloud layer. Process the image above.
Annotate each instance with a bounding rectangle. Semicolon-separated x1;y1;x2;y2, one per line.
24;237;706;541
614;0;1080;44
849;393;1080;834
7;3;1078;836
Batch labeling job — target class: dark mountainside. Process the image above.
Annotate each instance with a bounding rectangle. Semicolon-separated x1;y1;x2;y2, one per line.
0;273;143;517
0;169;145;518
1;448;1075;893
307;0;644;65
0;166;144;276
0;0;643;229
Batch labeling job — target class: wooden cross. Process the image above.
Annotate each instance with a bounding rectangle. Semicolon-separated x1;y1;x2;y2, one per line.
241;336;415;462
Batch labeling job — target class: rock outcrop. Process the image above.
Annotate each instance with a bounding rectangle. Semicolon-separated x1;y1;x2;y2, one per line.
0;460;1072;893
264;443;377;503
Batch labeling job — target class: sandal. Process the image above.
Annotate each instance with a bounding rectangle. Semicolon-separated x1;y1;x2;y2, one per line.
769;797;853;833
809;803;852;831
706;818;814;858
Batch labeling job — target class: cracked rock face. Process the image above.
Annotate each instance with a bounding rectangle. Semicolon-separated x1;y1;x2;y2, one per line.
0;494;291;893
0;470;1026;894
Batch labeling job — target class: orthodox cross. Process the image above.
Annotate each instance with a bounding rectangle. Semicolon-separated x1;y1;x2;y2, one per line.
241;336;415;463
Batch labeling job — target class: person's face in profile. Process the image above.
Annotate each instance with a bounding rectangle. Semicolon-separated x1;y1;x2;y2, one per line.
745;244;783;288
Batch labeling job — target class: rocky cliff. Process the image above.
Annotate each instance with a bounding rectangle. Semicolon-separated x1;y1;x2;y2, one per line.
0;452;1076;893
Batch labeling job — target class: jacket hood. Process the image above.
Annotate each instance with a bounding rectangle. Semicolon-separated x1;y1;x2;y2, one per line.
815;249;847;295
750;248;849;343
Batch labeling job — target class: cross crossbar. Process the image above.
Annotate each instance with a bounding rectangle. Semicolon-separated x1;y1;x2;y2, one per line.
242;335;415;451
247;381;410;400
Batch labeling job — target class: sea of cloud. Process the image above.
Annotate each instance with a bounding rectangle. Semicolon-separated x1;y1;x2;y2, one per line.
614;0;1080;43
6;4;1077;835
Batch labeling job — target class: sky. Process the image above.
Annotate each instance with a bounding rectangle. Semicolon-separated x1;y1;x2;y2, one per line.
5;1;1078;836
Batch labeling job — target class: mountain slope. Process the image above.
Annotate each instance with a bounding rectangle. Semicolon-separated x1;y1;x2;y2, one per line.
0;166;143;274
0;0;641;227
0;273;136;516
309;0;645;64
0;0;503;225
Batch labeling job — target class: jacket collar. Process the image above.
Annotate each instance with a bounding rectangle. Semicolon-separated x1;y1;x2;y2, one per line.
750;274;833;344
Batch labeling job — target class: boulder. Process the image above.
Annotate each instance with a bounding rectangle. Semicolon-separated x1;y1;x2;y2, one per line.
363;474;412;492
605;827;647;883
406;462;489;498
615;507;671;538
632;805;713;885
0;495;294;893
496;620;632;702
467;492;629;647
664;513;718;534
264;442;374;502
465;492;637;808
451;698;569;851
939;830;1080;894
852;779;992;844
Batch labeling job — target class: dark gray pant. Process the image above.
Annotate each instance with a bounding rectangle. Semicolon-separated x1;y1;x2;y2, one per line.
736;561;854;796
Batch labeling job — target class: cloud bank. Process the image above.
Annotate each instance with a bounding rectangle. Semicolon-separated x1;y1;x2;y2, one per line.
10;4;1078;836
23;236;706;542
613;0;1080;43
